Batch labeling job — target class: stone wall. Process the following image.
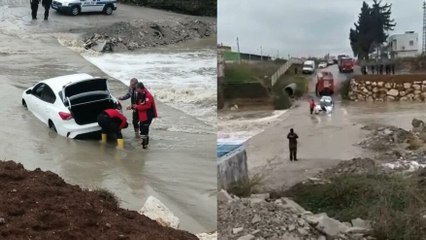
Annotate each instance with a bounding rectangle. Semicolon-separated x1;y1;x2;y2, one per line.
217;150;249;190
118;0;216;16
349;76;426;102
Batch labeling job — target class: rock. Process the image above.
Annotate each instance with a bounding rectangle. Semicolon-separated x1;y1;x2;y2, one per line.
251;229;260;235
287;224;296;231
92;40;107;52
281;198;306;213
387;89;399;97
413;84;421;90
412;118;425;128
138;196;180;229
377;81;384;87
404;83;412;89
105;223;111;228
345;227;370;234
251;214;261;224
237;234;255;240
317;236;326;240
297;227;309;235
315;214;349;238
218;189;232;203
233;227;244;234
196;232;217;240
305;215;320;226
372;87;379;93
0;218;5;225
298;219;305;227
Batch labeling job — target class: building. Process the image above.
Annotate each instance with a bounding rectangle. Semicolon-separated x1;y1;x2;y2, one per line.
388;31;420;58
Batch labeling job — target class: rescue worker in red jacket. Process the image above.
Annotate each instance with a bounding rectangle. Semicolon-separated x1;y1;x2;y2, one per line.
97;108;129;149
309;99;315;114
133;82;158;149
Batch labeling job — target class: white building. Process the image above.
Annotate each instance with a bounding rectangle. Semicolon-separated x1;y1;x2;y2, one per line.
388;31;419;58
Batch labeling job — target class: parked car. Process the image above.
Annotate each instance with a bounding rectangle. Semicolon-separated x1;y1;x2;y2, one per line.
22;73;121;139
51;0;117;16
318;62;327;69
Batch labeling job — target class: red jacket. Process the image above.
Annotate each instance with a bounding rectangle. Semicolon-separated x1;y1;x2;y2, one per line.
104;109;128;129
135;89;158;122
309;100;315;109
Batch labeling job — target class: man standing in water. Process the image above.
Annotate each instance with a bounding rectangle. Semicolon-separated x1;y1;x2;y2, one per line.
287;128;298;161
30;0;40;20
134;82;158;149
119;78;140;138
41;0;52;20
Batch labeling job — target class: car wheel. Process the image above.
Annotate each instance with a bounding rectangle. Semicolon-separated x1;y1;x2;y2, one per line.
104;5;113;15
71;6;80;16
22;99;27;109
48;120;57;133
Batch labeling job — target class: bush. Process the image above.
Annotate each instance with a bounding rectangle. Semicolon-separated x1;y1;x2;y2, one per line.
227;174;264;198
340;79;351;100
273;91;291;110
285;173;426;240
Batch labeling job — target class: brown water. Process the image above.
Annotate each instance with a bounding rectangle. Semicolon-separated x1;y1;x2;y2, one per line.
0;1;216;233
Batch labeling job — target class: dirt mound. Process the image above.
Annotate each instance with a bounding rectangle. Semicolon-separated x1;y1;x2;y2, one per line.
0;160;197;240
82;19;215;52
316;158;378;179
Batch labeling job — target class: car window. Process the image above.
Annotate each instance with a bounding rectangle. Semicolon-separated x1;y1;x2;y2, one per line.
32;83;45;98
40;85;56;104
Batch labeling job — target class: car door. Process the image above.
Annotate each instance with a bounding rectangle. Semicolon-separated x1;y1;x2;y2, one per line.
27;83;46;122
38;85;57;123
80;0;97;12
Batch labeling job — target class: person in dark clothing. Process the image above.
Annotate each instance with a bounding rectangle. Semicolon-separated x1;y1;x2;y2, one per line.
97;109;129;149
391;63;395;75
287;128;299;161
41;0;52;20
371;64;375;75
379;64;384;75
134;82;158;149
30;0;40;20
119;78;139;138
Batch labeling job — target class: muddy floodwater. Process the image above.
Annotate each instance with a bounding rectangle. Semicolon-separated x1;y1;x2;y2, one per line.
0;0;216;233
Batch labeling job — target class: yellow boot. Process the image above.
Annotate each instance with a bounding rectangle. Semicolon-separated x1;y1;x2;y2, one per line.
116;138;124;149
100;133;107;143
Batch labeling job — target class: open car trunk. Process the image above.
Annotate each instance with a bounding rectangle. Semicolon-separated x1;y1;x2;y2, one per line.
62;78;117;125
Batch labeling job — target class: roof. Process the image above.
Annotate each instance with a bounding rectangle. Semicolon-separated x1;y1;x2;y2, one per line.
39;73;95;92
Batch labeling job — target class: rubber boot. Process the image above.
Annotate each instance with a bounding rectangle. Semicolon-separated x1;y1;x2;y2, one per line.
146;136;149;145
100;133;107;143
135;131;140;139
116;138;124;149
141;135;148;149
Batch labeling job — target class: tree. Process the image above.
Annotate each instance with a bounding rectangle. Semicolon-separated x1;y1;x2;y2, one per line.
349;0;396;59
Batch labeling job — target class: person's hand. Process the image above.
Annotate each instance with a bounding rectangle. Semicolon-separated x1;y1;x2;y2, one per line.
126;106;132;110
132;104;137;109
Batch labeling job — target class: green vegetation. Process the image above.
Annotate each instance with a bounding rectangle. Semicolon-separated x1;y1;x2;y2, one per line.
224;62;282;84
227;174;265;198
350;0;395;59
340;79;351;100
285;172;426;240
273;91;291;110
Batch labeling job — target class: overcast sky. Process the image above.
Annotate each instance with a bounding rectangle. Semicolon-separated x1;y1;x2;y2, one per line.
218;0;423;58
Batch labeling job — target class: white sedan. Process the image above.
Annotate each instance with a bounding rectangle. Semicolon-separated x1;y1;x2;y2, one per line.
314;96;334;114
22;73;121;139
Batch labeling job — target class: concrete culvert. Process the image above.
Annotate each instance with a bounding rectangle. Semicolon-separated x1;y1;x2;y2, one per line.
283;83;297;98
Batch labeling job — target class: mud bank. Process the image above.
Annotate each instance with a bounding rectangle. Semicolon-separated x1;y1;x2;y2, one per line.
0;160;197;240
81;19;216;52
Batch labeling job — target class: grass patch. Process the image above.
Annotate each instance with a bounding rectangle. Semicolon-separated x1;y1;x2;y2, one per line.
285;173;426;240
273;91;291;110
94;188;120;208
224;62;282;84
227;173;265;198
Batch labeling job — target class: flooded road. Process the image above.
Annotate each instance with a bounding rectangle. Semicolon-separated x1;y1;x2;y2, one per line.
219;63;426;191
0;1;216;233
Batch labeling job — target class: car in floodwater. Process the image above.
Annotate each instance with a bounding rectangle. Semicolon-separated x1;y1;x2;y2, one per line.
22;73;121;139
52;0;117;16
318;62;327;69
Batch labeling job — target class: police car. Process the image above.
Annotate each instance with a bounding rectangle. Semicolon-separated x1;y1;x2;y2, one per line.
52;0;117;16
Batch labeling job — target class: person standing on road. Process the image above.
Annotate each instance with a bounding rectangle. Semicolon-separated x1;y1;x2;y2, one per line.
30;0;40;20
134;82;158;149
41;0;52;20
391;62;395;75
309;99;315;115
97;108;129;149
119;78;140;138
287;128;299;161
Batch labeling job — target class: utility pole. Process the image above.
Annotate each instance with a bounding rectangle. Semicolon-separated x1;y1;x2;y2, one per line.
236;37;241;63
423;2;426;55
260;46;263;62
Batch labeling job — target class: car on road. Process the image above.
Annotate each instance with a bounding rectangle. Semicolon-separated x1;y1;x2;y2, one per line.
52;0;117;16
318;62;327;69
327;59;334;66
314;96;334;114
22;73;121;139
302;60;316;74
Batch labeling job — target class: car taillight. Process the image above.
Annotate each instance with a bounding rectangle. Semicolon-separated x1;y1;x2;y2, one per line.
59;112;73;120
